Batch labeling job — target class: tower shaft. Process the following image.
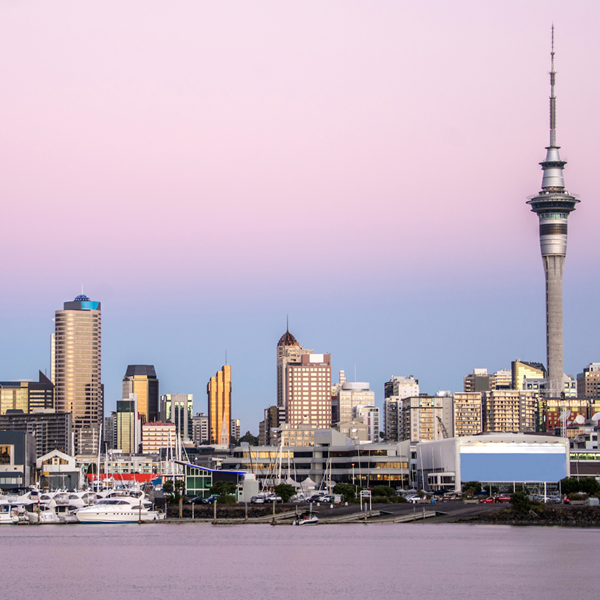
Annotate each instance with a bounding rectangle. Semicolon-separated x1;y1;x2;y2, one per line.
544;255;564;393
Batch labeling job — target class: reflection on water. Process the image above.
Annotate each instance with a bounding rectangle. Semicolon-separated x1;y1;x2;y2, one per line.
0;524;596;600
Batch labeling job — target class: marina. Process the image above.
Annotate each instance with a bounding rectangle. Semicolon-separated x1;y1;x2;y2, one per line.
0;523;597;600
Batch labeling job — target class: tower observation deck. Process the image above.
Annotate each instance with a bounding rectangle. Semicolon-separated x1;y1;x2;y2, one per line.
526;27;580;396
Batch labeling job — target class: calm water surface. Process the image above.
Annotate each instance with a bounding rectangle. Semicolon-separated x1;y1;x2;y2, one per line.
0;523;596;599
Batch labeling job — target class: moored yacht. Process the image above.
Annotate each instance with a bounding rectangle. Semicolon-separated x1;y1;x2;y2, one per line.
75;491;164;523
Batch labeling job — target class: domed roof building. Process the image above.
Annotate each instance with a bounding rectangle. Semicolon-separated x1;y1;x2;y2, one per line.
277;329;299;348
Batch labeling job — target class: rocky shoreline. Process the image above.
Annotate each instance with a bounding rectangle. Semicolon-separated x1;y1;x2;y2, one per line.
458;505;600;527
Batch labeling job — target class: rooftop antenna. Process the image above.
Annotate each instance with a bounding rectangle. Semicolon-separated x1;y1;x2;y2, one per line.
286;314;289;332
225;351;228;366
549;24;557;147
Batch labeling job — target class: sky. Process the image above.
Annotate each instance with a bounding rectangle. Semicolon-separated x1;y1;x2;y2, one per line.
1;1;599;434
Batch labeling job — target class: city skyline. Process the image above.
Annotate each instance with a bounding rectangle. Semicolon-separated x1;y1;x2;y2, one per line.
1;3;599;431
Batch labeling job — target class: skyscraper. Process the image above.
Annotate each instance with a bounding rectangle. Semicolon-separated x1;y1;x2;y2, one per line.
116;393;141;454
286;353;332;429
53;294;102;454
526;29;580;396
122;365;159;424
159;393;193;440
277;326;312;410
207;364;231;445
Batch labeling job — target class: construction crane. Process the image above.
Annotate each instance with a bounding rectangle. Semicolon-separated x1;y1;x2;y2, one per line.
437;416;449;439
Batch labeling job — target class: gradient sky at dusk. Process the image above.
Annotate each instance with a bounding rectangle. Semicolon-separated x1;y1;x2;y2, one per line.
1;1;599;433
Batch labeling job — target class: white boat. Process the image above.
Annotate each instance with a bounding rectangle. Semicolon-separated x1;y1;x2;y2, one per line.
293;513;319;526
75;492;164;523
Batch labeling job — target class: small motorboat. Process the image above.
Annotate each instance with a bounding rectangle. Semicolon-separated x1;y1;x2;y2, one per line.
293;511;319;526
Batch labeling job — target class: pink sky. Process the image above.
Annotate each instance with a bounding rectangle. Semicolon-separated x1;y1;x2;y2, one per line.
1;1;599;427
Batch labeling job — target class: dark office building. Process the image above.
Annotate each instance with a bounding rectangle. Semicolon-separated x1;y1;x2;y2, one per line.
0;430;37;489
0;371;54;413
0;411;72;457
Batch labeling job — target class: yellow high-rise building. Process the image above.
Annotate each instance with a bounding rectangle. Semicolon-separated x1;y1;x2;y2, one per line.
207;365;231;445
122;365;159;425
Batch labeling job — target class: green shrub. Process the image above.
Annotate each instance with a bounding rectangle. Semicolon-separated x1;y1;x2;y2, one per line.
210;481;237;496
372;496;389;504
333;483;357;502
371;486;396;498
510;491;531;513
217;494;237;504
274;483;296;503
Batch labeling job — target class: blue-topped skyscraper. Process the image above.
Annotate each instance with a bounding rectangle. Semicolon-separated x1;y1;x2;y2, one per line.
526;28;580;396
52;294;103;455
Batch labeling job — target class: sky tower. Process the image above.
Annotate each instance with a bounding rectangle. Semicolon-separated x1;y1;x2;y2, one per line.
526;27;580;396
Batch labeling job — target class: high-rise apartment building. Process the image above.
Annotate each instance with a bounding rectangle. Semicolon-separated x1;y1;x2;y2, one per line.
230;418;241;443
512;360;546;390
53;294;102;455
453;392;483;437
122;365;159;425
336;382;375;424
526;30;580;396
160;393;193;440
0;372;54;414
483;390;537;433
577;363;600;398
207;365;231;445
354;404;380;443
116;394;141;454
192;412;209;446
384;375;419;442
384;375;419;400
277;327;311;410
286;354;332;429
464;368;511;392
400;395;454;442
259;405;285;445
142;421;176;454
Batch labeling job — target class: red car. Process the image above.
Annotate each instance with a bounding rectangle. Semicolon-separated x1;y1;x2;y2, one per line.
494;495;511;503
479;497;495;503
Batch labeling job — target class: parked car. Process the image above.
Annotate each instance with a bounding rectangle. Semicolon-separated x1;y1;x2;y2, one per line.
479;497;495;504
201;494;220;504
250;496;265;504
494;495;511;503
319;495;335;504
265;494;283;503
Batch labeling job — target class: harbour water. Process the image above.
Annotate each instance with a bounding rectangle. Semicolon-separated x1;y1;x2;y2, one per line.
0;523;596;599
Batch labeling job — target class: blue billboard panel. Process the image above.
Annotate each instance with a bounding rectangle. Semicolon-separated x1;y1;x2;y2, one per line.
460;452;567;482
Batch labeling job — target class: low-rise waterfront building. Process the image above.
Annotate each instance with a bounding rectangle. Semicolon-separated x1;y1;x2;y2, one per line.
0;430;37;489
222;429;411;488
417;433;570;492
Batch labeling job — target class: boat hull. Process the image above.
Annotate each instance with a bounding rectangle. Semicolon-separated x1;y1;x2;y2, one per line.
76;510;164;523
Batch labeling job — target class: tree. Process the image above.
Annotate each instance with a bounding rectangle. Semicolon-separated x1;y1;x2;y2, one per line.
163;480;174;495
274;483;296;503
578;477;600;496
510;491;531;513
239;431;259;446
210;480;237;496
463;481;482;495
333;482;356;502
371;485;396;498
560;477;581;495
